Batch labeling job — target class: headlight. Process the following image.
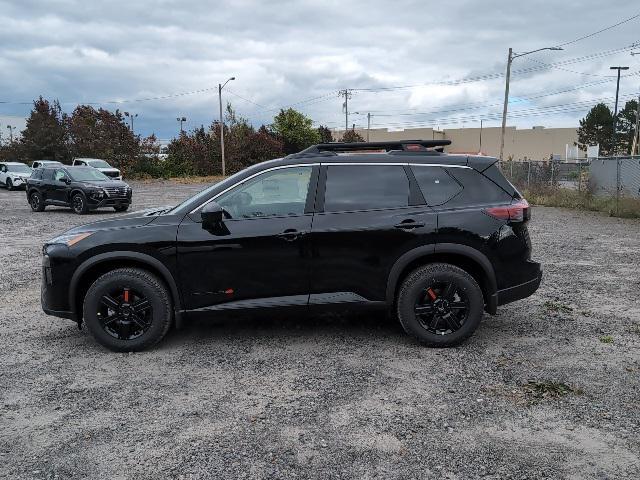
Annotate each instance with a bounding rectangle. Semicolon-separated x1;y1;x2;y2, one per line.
87;188;104;199
48;232;94;247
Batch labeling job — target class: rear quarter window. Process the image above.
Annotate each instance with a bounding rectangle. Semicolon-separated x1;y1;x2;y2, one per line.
411;166;463;206
446;168;513;206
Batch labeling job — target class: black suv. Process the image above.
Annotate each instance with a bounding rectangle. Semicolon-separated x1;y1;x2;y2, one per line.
27;166;132;214
41;141;541;352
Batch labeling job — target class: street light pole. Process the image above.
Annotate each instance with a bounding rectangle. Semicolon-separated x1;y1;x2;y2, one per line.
610;66;629;154
479;119;484;154
176;116;186;134
218;76;235;177
6;125;14;143
367;112;371;142
499;46;563;160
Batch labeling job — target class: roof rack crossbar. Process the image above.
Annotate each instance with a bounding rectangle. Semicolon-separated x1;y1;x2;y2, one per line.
298;140;451;154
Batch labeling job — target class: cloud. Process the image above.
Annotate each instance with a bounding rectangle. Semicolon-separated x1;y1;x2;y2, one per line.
0;0;638;139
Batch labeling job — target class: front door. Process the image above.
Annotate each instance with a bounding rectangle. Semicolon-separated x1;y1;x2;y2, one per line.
51;169;71;203
177;165;318;311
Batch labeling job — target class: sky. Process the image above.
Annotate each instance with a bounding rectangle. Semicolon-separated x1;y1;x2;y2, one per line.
0;1;639;142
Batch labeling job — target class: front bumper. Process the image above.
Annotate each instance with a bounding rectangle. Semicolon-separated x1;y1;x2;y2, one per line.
496;265;542;306
11;177;28;188
86;195;131;209
41;248;76;321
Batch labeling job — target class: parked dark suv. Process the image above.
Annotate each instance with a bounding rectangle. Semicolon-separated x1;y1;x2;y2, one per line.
27;166;132;214
41;141;541;351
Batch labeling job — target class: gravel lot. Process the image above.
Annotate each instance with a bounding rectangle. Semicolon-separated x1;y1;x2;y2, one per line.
1;180;639;479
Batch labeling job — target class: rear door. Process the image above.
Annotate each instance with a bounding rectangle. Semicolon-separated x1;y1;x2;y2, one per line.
308;163;437;303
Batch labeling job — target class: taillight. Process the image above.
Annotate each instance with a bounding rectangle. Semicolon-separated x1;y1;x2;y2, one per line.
484;199;530;222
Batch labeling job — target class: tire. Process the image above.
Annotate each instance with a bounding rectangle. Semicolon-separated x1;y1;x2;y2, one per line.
29;191;45;212
396;263;484;347
71;192;89;214
6;178;13;191
82;268;172;352
114;205;129;213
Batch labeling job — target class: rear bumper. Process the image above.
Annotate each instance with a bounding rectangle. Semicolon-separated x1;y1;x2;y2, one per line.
497;266;542;306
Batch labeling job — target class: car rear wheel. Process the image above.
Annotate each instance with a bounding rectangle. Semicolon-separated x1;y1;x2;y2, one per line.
71;192;89;214
30;192;45;212
396;263;484;347
83;268;172;352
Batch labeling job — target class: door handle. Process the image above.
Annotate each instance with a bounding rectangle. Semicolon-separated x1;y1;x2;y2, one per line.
276;229;303;241
394;219;425;230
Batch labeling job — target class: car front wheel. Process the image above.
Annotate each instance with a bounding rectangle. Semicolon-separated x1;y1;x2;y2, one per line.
83;268;172;352
71;192;89;214
30;192;45;211
6;178;13;191
396;263;484;347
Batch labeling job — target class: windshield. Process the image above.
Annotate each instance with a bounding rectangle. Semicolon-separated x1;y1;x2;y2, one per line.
68;168;110;182
167;169;250;214
7;164;31;173
87;160;112;168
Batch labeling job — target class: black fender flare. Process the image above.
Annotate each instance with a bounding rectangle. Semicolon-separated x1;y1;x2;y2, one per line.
385;243;498;313
69;251;183;325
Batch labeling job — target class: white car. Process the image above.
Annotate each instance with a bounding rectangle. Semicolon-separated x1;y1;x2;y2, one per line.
0;162;32;190
72;158;122;180
32;160;63;169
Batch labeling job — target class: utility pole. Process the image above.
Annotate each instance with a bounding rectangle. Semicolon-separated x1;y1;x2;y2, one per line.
479;119;484;154
367;112;371;142
218;76;235;177
339;89;352;134
176;116;186;134
6;125;14;143
499;45;563;160
610;66;629;155
632;94;640;156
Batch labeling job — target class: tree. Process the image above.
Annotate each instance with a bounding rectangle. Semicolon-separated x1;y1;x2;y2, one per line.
19;97;69;162
271;108;320;154
615;99;639;155
67;106;140;172
340;129;365;143
317;125;334;143
577;103;614;156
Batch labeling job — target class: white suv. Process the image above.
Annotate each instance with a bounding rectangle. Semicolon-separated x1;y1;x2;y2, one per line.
72;158;122;180
0;162;32;190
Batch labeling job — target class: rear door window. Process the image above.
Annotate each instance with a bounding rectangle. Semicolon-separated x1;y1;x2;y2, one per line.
324;165;409;212
42;169;54;181
447;168;512;206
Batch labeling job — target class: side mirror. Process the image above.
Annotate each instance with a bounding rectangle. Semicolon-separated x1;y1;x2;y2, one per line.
201;201;225;228
61;176;71;184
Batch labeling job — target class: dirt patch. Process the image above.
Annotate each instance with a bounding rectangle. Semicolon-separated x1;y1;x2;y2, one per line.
1;183;639;479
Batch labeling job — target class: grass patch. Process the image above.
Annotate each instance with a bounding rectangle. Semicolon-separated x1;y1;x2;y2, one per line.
522;380;579;400
544;300;574;314
523;188;640;219
599;335;614;344
131;175;225;184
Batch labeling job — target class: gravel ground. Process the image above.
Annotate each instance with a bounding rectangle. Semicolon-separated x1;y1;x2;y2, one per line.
1;181;639;480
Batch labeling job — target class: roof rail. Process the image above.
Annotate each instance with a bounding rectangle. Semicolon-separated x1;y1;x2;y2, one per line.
298;139;451;154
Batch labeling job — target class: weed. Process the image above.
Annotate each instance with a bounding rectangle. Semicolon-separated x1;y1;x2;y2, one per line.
544;300;574;314
599;335;614;344
522;380;578;400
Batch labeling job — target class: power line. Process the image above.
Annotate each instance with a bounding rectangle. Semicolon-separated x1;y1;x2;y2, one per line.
553;12;640;48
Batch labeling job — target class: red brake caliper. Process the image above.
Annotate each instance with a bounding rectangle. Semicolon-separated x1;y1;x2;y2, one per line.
426;288;437;301
123;288;130;303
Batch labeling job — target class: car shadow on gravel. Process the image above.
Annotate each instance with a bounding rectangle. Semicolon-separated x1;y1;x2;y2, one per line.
160;310;408;348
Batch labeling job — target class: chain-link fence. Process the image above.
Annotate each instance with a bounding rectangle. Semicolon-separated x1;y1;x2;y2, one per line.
498;156;640;216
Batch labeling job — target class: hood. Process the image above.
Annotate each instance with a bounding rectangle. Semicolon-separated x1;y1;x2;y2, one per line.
63;206;171;234
10;172;31;179
96;167;120;173
79;180;128;188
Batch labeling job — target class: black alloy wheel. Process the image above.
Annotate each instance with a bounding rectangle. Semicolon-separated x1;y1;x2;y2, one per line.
30;192;45;211
396;263;484;347
6;178;13;191
72;193;88;214
97;287;153;340
414;281;470;335
83;268;172;352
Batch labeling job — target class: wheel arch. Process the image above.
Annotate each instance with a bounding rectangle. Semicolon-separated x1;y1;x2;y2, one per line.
69;188;86;202
69;251;183;324
386;244;498;314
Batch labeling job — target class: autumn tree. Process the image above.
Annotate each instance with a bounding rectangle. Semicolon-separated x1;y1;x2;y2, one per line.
67;106;140;172
271;108;320;154
19;97;69;162
340;129;365;143
615;99;639;155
